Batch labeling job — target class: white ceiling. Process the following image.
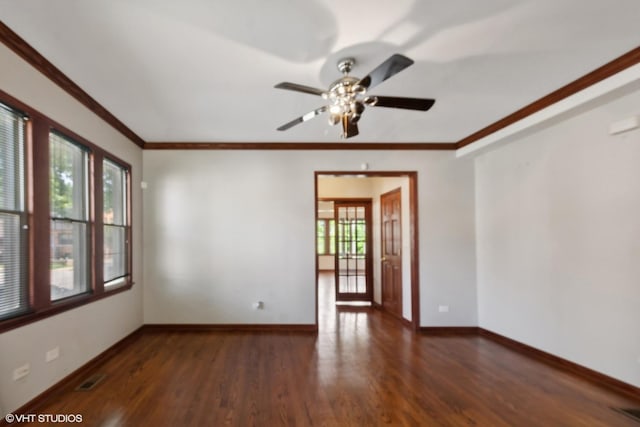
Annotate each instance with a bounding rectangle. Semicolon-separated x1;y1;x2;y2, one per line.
1;0;639;143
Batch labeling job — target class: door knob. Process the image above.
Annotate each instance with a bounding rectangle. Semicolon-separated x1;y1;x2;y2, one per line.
381;257;386;261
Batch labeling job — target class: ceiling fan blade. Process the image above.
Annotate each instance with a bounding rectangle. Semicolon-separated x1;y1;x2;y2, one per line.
357;54;414;90
341;115;359;139
277;106;328;131
274;82;325;96
365;96;435;111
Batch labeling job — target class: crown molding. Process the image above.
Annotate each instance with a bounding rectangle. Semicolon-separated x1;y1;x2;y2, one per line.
456;46;640;150
143;142;457;150
0;20;146;148
2;19;639;152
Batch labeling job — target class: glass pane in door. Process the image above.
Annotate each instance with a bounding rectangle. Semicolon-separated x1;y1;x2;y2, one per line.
336;204;368;297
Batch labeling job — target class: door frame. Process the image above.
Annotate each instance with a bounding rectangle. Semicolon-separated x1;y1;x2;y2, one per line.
314;171;420;332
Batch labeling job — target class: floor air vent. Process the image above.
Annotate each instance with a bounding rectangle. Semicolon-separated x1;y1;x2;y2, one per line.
613;408;640;423
75;373;106;391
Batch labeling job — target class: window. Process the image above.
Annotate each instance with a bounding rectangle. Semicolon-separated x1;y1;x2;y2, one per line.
103;159;129;286
49;132;90;301
316;219;335;255
0;103;27;319
0;92;134;332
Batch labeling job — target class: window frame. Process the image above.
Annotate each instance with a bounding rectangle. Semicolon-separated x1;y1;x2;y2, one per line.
49;131;91;301
0;89;134;333
102;156;131;288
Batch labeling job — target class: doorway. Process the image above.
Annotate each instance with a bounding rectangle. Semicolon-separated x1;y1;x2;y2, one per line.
314;171;420;331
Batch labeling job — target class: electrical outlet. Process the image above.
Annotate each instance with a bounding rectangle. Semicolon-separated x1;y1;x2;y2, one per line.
46;347;60;362
438;305;449;313
13;363;30;381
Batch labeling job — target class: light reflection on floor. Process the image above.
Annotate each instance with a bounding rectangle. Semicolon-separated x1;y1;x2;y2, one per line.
316;272;375;388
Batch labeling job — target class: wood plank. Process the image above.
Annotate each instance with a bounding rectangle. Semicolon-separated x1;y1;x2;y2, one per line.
5;280;639;426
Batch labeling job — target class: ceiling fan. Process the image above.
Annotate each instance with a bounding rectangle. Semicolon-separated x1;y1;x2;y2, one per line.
274;54;435;139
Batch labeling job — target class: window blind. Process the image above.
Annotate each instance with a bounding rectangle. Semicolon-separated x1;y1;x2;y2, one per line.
0;103;27;319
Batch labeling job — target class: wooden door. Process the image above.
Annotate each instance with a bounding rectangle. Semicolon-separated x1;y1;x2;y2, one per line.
334;201;372;302
381;188;402;319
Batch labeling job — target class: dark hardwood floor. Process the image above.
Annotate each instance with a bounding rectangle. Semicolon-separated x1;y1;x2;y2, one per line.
19;273;640;426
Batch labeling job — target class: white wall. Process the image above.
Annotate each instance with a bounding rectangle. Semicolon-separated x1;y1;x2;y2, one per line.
475;83;640;387
0;44;144;413
317;256;334;271
143;150;477;327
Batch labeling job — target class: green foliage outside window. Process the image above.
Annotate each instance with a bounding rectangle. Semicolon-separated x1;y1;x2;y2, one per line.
316;219;336;255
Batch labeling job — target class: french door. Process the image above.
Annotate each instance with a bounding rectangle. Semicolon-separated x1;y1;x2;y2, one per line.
334;200;372;302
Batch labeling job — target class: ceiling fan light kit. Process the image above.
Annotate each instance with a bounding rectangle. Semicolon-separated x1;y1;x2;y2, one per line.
275;54;436;139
